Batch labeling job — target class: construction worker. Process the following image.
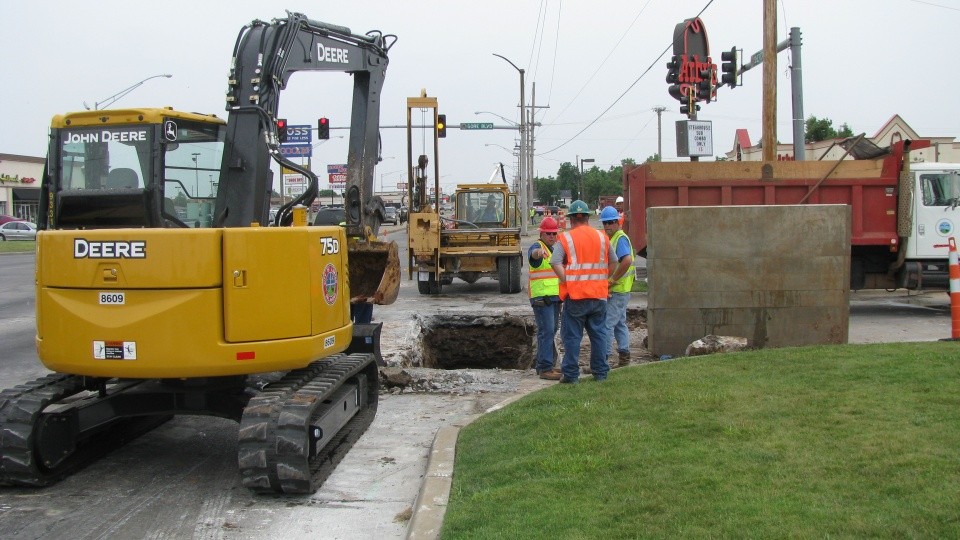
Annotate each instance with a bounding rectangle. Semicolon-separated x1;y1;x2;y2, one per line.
615;196;625;226
600;205;635;368
478;193;503;223
528;217;562;381
549;200;616;383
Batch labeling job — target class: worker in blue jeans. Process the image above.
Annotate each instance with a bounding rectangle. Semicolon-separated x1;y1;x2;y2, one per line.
600;205;635;368
549;200;616;383
528;217;562;380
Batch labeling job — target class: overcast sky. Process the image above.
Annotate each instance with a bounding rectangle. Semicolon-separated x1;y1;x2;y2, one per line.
2;0;957;194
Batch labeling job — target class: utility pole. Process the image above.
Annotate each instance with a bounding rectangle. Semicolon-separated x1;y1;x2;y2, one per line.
527;83;536;221
652;106;667;160
762;0;777;162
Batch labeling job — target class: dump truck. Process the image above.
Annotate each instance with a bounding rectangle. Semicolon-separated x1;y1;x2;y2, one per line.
623;139;960;290
405;93;523;294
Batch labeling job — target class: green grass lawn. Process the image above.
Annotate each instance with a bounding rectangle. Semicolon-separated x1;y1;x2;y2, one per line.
444;342;960;538
0;240;36;253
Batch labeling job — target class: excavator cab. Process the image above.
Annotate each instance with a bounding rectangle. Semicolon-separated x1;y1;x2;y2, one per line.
45;109;225;230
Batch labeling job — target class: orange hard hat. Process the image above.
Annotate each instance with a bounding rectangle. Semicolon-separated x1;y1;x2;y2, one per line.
539;217;559;233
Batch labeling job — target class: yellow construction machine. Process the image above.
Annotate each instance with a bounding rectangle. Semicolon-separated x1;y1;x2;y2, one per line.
0;13;399;494
405;93;523;294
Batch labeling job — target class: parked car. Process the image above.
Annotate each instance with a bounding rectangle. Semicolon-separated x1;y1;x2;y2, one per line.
383;206;399;225
0;215;20;225
313;206;346;226
399;205;408;224
0;221;37;241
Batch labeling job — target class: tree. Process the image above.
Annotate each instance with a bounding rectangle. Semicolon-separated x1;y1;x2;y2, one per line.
534;176;559;205
805;115;855;142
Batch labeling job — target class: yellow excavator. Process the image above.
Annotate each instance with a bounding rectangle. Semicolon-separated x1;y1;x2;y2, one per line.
0;13;399;494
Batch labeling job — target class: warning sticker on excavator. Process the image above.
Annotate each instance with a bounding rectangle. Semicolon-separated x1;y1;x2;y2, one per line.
93;340;137;360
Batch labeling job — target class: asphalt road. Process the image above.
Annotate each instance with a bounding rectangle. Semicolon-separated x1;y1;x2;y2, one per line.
0;228;955;538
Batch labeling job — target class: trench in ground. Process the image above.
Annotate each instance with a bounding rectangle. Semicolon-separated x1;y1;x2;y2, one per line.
418;314;536;370
416;309;648;370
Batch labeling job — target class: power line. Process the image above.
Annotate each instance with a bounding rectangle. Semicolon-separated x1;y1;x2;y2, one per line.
539;0;717;156
545;0;563;107
539;0;653;135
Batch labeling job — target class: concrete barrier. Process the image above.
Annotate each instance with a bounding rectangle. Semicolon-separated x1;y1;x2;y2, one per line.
646;205;850;357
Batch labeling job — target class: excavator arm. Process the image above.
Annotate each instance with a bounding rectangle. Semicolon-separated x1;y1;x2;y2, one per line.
221;12;399;304
219;11;396;240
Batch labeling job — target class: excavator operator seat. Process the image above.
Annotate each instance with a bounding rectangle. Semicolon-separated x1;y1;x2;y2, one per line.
106;168;139;189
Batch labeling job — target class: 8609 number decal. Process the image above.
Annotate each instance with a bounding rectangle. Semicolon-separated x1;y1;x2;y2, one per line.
98;292;126;305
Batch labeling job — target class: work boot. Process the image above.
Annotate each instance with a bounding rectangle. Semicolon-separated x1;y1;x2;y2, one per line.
618;350;631;368
537;369;561;381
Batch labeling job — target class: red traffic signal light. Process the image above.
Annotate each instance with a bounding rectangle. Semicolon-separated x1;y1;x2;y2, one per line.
318;117;330;140
277;118;288;142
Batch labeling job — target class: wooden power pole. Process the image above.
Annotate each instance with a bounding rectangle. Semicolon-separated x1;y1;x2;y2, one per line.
762;0;777;162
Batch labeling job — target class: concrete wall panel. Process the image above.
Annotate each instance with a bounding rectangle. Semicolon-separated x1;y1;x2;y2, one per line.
646;205;850;357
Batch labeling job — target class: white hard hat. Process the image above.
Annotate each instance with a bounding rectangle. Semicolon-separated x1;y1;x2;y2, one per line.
615;196;624;203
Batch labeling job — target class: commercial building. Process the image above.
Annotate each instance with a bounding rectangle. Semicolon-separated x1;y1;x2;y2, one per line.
0;153;43;221
726;115;960;163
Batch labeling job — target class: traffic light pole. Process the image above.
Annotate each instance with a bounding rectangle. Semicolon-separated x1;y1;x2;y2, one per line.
740;27;804;160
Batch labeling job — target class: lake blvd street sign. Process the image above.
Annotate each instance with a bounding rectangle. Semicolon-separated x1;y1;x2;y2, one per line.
459;122;494;130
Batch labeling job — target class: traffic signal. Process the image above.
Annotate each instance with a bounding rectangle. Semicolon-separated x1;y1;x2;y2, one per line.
721;47;740;88
665;55;681;84
696;69;714;104
680;103;701;117
318;117;330;139
680;87;699;118
437;114;447;138
277;118;288;143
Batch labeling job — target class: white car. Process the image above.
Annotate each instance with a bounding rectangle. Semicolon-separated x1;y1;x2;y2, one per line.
0;221;37;241
383;207;399;225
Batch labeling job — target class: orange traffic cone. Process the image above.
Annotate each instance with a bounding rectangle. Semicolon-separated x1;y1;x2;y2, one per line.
947;237;960;341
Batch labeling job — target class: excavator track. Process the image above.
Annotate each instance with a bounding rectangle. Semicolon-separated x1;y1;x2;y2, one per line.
0;374;170;487
237;353;379;494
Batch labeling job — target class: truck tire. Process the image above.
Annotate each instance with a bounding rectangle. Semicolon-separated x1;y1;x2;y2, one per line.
417;273;442;295
508;256;522;293
498;258;511;293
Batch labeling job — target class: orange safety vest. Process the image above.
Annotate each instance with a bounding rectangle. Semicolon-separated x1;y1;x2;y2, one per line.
557;225;610;301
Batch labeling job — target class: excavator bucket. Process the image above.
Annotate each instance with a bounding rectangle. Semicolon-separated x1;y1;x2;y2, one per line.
348;238;401;305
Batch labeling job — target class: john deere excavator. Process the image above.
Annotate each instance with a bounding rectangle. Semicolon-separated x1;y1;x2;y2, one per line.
0;13;400;494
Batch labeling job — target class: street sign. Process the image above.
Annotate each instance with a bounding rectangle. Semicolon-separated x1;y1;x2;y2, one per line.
750;51;763;65
283;174;307;186
459;122;494;130
279;144;312;157
397;182;408;190
675;120;713;157
284;124;312;143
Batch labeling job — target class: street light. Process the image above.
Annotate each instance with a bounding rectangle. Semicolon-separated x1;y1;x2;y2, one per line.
484;143;519;154
578;157;594;201
84;74;173;110
493;53;528;235
474;111;518;126
379;168;404;192
191;152;200;197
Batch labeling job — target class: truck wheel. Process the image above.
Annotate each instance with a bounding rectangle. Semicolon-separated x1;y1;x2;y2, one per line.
417;273;442;295
508;256;522;293
498;257;512;294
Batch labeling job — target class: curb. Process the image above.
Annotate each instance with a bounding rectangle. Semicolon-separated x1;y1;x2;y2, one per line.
405;392;531;540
